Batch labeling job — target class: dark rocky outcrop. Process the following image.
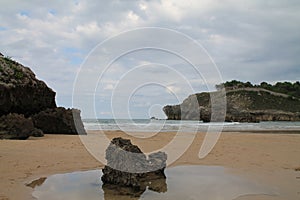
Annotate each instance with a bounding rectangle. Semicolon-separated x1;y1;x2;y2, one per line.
0;56;56;117
32;107;86;135
163;85;300;122
0;52;86;139
101;137;167;197
0;113;43;139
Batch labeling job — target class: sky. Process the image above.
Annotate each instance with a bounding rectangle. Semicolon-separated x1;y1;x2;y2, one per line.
0;0;299;119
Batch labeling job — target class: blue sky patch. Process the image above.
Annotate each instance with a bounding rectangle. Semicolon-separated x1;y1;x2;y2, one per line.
19;10;30;17
49;9;57;15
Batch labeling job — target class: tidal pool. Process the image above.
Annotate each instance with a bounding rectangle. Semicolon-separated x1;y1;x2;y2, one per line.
31;165;277;200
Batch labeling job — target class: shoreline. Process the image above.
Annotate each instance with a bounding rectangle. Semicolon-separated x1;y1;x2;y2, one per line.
223;130;300;134
97;130;300;134
1;131;300;199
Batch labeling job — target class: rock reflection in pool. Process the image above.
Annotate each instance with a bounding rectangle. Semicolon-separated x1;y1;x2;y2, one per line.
31;165;277;200
26;177;47;188
102;176;167;199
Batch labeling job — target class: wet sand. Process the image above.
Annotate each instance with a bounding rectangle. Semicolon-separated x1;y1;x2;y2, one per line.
0;131;300;200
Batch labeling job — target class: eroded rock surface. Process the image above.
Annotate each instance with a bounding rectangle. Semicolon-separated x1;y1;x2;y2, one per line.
101;137;167;197
32;107;86;135
0;53;86;139
0;56;56;116
163;88;300;122
0;113;43;139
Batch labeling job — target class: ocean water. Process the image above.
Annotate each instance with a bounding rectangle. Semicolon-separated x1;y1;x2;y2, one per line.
83;119;300;132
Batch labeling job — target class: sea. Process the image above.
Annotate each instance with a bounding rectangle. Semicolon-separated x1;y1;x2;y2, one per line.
83;119;300;133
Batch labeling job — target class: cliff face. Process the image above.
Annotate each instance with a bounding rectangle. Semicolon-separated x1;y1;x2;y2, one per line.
163;87;300;122
0;53;86;139
0;56;56;116
32;107;86;135
0;113;43;139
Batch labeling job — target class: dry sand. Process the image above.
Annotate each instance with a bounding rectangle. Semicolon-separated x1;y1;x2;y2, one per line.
0;131;300;200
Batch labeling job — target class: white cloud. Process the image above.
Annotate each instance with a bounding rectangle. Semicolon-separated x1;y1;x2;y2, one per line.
127;11;140;22
139;2;147;11
75;21;101;36
166;85;182;94
103;84;114;91
0;0;299;118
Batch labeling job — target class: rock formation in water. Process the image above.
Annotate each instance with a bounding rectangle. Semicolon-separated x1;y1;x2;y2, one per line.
101;137;167;197
0;52;86;139
163;81;300;122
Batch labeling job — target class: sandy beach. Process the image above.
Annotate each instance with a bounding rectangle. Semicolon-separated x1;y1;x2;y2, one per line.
1;131;300;200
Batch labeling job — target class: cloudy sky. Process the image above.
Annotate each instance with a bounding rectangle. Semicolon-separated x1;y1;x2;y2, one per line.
1;0;299;119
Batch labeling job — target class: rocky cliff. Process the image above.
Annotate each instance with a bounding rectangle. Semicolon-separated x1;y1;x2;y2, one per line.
163;84;300;122
32;107;86;135
0;113;43;139
0;53;86;139
0;56;56;116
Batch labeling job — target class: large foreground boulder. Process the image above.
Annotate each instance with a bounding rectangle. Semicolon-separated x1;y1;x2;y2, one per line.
0;113;43;139
32;107;86;135
101;137;167;197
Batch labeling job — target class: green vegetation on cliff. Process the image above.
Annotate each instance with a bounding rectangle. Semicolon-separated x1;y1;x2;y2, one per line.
0;56;26;83
217;80;300;98
164;80;300;122
227;90;300;112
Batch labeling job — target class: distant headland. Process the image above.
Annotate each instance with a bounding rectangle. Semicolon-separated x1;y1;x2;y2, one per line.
163;80;300;122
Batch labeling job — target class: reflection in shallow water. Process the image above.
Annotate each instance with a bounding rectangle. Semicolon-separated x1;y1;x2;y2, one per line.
102;176;167;199
102;176;167;200
31;165;278;200
26;177;47;188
